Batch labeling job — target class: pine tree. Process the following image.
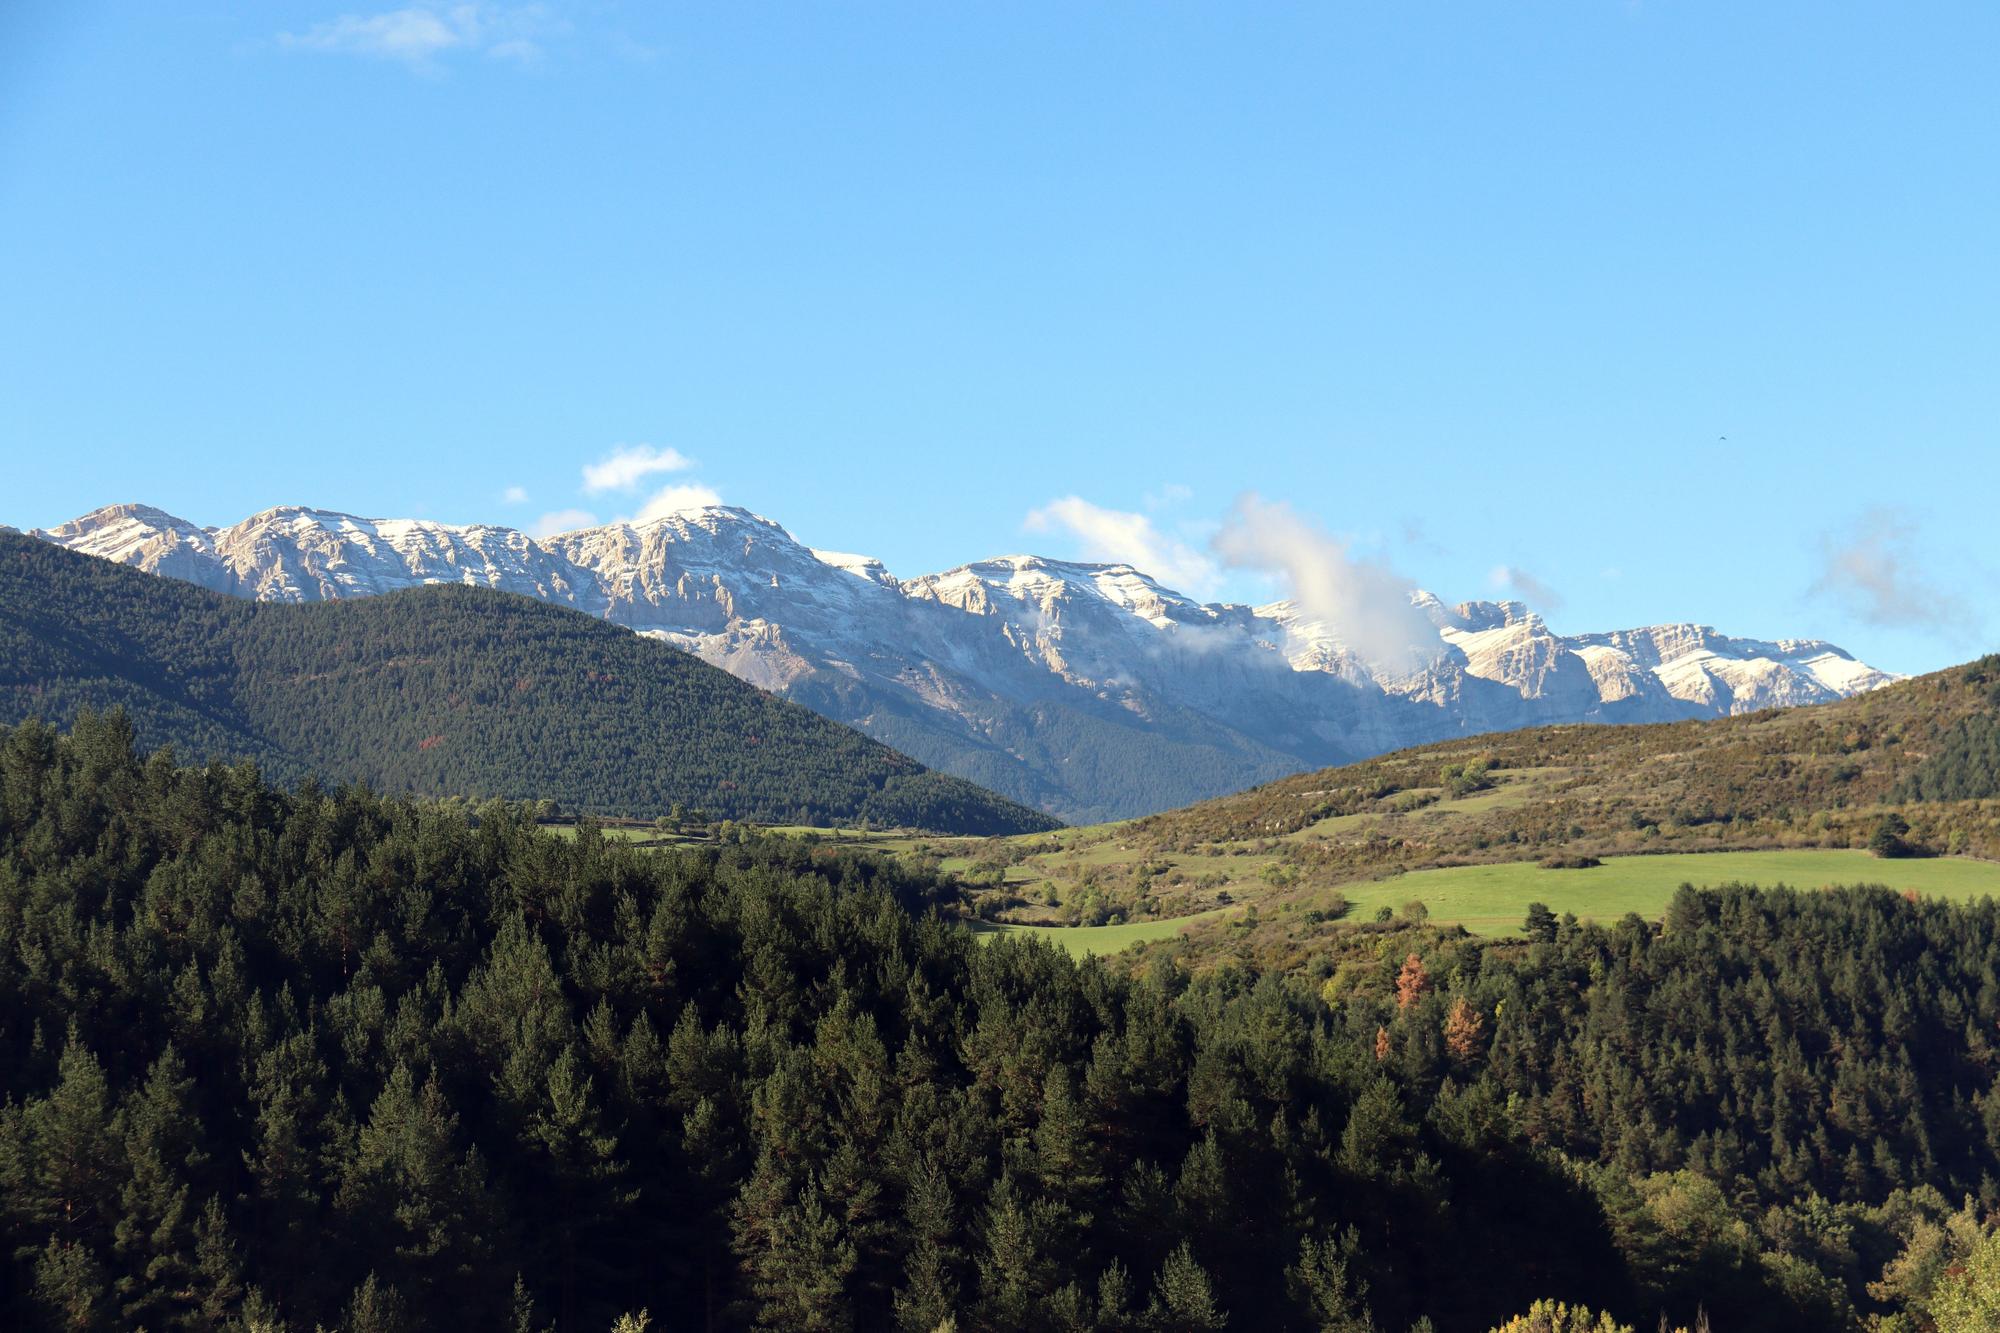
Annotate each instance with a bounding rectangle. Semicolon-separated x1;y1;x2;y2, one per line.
975;1176;1047;1328
1523;902;1559;943
1148;1241;1227;1330
334;1063;495;1322
732;1158;858;1332
1286;1231;1372;1331
240;1028;335;1315
113;1044;208;1328
527;1044;634;1330
192;1196;249;1331
893;1155;961;1332
3;1030;119;1250
343;1271;412;1333
1035;1065;1102;1209
31;1236;113;1330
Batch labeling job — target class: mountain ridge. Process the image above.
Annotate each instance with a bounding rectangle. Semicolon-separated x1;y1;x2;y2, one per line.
32;501;1899;821
0;531;1058;834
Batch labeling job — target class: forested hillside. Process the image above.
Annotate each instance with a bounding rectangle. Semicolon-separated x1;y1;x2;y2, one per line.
0;533;1056;834
3;716;2000;1330
1144;653;2000;851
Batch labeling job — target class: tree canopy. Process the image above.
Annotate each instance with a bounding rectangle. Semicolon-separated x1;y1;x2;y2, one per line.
3;716;1999;1329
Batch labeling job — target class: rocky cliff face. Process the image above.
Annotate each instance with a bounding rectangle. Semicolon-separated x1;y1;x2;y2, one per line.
33;502;1898;822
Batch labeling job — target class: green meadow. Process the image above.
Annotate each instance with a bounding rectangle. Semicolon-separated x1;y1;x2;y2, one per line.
540;819;2000;952
971;851;2000;956
1330;849;2000;938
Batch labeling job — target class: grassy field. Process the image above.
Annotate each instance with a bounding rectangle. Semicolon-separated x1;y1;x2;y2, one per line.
536;819;2000;955
939;766;1594;920
968;910;1228;958
1336;850;2000;937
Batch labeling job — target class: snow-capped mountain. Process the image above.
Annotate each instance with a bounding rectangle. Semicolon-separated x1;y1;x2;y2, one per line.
29;502;1899;822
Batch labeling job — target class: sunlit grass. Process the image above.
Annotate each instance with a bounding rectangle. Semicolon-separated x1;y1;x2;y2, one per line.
1339;850;2000;937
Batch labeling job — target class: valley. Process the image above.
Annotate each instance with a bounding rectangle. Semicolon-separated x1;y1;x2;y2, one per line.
823;654;2000;963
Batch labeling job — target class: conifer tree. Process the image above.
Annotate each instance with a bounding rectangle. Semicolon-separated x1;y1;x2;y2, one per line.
112;1045;206;1328
892;1156;961;1332
1149;1241;1227;1330
974;1176;1048;1328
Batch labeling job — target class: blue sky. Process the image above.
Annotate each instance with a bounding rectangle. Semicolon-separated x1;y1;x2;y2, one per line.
1;2;1993;674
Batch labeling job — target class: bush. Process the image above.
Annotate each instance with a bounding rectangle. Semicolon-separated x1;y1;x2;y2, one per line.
1440;758;1495;799
1870;813;1915;859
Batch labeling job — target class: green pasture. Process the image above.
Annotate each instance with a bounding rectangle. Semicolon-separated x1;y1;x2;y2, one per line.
1340;850;2000;937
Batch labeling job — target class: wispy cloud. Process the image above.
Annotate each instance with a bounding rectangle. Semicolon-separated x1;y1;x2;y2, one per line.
1024;496;1218;594
627;483;723;524
1489;564;1564;611
1213;494;1436;674
501;484;529;505
1809;507;1957;632
581;444;696;494
278;4;556;70
529;507;595;539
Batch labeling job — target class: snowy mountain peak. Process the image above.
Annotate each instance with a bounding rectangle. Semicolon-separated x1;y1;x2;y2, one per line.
28;499;1902;822
32;504;230;592
625;503;785;535
37;502;216;553
907;555;1214;631
1439;598;1538;632
810;549;899;588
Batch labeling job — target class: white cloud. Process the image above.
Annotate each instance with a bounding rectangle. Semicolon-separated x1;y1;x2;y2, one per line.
1024;496;1218;594
1809;508;1956;631
277;5;553;69
581;444;696;494
501;484;529;505
529;508;596;539
485;37;542;64
1213;494;1436;674
628;483;723;524
1488;564;1565;611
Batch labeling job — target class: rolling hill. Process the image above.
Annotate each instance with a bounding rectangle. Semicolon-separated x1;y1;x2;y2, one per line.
912;652;2000;960
0;533;1059;834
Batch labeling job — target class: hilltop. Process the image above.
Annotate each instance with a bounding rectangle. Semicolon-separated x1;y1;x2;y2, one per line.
0;533;1058;834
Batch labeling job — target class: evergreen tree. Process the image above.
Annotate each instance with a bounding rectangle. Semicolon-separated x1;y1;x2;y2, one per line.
1149;1241;1227;1330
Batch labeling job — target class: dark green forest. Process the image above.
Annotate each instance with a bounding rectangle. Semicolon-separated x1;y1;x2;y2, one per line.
0;534;1056;834
1897;658;2000;804
4;715;2000;1330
